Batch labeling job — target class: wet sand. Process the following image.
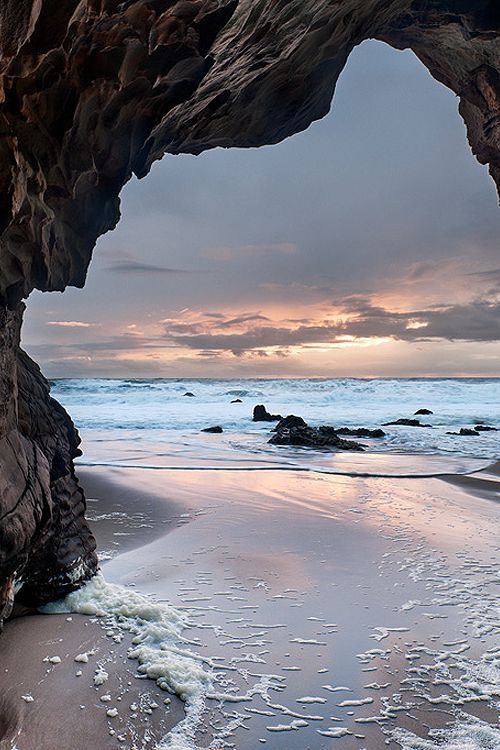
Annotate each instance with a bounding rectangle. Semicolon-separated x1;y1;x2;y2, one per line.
1;462;499;749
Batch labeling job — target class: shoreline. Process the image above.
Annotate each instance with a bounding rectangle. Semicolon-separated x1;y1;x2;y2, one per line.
75;449;496;480
0;461;499;749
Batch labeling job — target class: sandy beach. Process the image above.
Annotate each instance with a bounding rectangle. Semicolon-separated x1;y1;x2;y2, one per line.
0;460;498;750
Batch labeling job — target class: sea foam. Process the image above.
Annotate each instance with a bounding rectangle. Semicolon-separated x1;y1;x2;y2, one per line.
391;719;500;750
41;574;217;749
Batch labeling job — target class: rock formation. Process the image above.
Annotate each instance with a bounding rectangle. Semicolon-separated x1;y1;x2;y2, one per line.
0;1;498;620
383;418;432;427
253;404;283;422
0;305;97;623
273;415;308;432
336;426;386;438
270;423;364;451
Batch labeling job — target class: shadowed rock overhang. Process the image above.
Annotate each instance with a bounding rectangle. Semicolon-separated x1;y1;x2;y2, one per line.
0;1;498;621
0;0;498;305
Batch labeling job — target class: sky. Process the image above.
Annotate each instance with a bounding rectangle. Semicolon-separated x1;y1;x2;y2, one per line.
23;41;500;379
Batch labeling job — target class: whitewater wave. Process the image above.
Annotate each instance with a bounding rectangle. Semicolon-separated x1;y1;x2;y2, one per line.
49;377;500;464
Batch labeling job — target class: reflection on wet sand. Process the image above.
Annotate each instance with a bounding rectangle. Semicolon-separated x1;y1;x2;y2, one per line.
1;463;499;749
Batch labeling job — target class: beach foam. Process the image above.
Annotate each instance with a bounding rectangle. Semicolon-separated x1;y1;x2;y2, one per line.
41;574;215;749
391;719;500;749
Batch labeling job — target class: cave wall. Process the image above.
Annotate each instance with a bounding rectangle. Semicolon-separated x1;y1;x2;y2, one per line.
0;1;498;306
0;1;498;619
0;307;97;622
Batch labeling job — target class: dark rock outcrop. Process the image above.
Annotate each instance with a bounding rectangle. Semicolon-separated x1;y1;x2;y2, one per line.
0;2;498;309
272;417;384;440
253;405;283;422
270;424;364;451
447;428;480;436
415;408;433;415
231;398;243;403
273;415;308;432
0;306;97;625
0;1;499;615
201;425;223;433
184;392;196;398
336;427;386;438
475;424;498;431
383;418;432;427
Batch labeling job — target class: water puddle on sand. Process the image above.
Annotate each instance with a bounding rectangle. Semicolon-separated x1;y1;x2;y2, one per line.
39;467;500;749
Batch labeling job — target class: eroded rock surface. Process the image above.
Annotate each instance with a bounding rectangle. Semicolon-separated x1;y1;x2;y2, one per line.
270;423;364;451
253;404;283;422
0;1;498;305
383;418;432;427
0;307;97;623
336;426;386;438
273;415;308;432
0;1;498;611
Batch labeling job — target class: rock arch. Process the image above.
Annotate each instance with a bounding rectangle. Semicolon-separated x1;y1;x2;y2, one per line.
0;0;498;617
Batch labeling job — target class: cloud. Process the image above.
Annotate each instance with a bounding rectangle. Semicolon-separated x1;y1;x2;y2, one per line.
467;268;500;281
46;321;98;328
161;297;500;355
37;288;500;366
219;313;270;328
465;268;500;294
202;243;298;262
106;260;198;274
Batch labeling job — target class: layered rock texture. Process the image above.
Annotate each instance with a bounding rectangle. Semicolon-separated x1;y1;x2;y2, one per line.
0;306;97;623
0;1;498;619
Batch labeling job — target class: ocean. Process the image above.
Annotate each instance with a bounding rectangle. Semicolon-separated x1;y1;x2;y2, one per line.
34;376;500;750
51;377;500;476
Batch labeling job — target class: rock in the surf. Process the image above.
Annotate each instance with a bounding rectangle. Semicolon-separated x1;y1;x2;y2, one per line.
383;418;431;427
253;405;283;422
270;424;364;451
414;408;433;415
447;428;479;436
273;415;308;432
336;427;386;438
201;426;223;433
